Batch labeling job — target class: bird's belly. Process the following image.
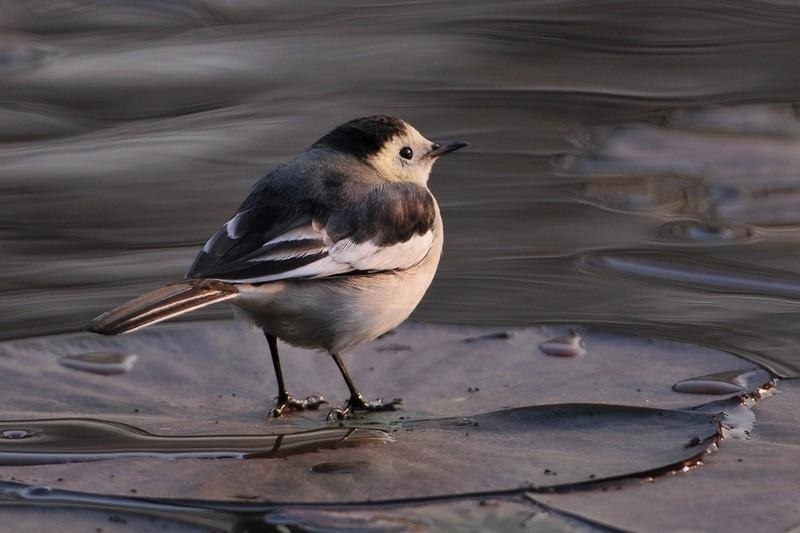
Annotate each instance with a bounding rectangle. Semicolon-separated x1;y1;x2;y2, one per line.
232;257;439;353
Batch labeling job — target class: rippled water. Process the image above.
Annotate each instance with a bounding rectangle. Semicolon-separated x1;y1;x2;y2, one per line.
2;2;800;378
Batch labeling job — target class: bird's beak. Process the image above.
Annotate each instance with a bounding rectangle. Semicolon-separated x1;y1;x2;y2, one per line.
427;140;469;158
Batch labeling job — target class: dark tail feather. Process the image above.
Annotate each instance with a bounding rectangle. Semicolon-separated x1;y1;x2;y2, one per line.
90;279;238;335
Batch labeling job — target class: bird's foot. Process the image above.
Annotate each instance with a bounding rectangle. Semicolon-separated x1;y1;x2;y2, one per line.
327;395;402;421
267;392;328;418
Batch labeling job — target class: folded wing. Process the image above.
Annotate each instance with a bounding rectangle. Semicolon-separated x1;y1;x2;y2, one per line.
186;181;437;284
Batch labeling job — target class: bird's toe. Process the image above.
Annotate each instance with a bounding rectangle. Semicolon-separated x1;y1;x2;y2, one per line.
266;392;328;418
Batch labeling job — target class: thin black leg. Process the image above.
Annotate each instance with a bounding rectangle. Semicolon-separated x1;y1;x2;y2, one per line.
265;332;288;402
328;352;402;420
263;330;327;418
330;351;366;403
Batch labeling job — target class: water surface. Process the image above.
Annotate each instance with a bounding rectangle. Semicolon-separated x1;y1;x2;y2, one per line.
1;1;799;376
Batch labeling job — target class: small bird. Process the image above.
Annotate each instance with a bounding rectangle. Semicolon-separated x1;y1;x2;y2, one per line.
90;115;467;418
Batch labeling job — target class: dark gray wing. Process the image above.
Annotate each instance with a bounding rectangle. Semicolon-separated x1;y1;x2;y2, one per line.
186;177;437;284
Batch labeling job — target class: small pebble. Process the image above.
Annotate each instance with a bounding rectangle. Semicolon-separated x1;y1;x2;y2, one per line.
673;368;769;395
58;352;137;375
539;330;587;357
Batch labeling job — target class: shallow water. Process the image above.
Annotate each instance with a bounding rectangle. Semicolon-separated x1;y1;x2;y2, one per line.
0;404;718;487
1;1;800;377
0;418;390;465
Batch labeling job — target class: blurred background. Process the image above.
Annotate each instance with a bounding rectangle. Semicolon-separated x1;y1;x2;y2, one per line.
1;0;800;376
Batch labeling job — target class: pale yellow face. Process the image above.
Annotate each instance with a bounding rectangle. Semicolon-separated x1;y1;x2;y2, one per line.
367;122;438;184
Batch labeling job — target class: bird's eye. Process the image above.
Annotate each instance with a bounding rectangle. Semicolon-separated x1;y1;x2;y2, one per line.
399;146;413;160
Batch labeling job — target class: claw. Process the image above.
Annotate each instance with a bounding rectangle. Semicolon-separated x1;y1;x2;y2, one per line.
326;406;351;421
326;395;403;421
267;393;328;418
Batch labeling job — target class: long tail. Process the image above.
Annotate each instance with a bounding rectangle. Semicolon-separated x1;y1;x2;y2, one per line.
90;279;238;335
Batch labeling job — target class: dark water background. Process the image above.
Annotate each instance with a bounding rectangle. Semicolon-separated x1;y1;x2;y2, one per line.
2;0;800;377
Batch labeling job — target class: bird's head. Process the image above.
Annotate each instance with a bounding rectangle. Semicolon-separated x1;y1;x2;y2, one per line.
313;115;468;184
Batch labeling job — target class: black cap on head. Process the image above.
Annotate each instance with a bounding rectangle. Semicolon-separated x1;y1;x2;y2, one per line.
313;115;407;161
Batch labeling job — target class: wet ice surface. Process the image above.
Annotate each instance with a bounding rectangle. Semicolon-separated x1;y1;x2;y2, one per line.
532;380;800;532
0;320;779;530
57;351;137;375
0;321;765;420
0;419;391;465
0;484;596;532
0;402;719;496
673;368;772;395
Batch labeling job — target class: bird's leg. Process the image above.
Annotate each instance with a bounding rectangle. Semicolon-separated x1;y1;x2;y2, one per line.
264;332;327;418
327;351;402;420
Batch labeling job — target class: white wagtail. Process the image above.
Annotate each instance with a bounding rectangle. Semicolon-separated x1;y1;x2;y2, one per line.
91;115;467;418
